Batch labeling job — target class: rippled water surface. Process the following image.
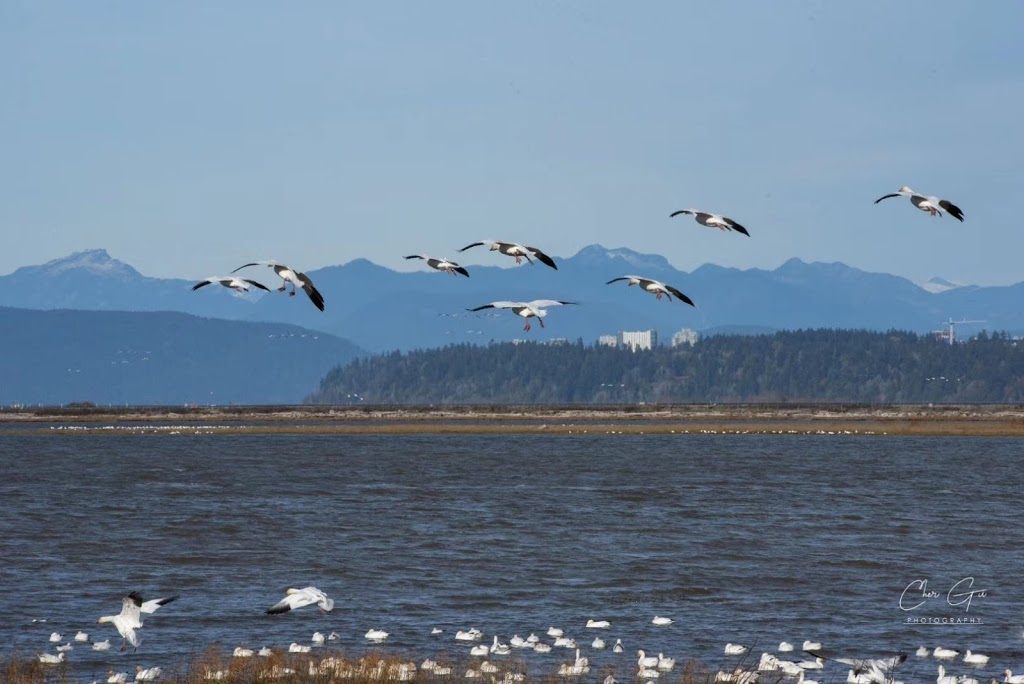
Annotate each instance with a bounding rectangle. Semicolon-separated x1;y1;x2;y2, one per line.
2;432;1022;680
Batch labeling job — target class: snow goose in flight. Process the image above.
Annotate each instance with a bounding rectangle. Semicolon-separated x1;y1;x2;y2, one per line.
232;261;325;311
874;187;964;221
467;299;576;331
266;586;334;614
458;240;558;269
192;276;270;294
670;209;750;236
97;592;179;652
404;255;470;277
607;276;694;305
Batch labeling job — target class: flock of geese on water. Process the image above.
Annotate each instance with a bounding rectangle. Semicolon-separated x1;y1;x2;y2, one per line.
189;188;964;332
34;585;1024;684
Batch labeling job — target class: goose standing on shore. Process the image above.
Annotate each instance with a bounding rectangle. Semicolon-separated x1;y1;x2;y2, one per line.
467;300;576;331
404;255;470;277
232;261;325;311
458;240;558;269
606;276;694;306
874;187;965;221
670;209;750;236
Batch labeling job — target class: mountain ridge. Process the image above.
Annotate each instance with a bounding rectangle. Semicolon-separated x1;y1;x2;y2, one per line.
1;246;1018;352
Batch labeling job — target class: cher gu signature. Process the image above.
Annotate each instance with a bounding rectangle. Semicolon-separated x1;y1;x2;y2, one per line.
900;577;988;613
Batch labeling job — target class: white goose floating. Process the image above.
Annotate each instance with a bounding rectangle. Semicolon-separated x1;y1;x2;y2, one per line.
266;586;334;614
97;591;179;652
467;299;576;331
232;261;325;311
191;276;270;294
458;240;558;270
874;187;964;222
606;276;694;306
404;255;470;277
670;209;750;236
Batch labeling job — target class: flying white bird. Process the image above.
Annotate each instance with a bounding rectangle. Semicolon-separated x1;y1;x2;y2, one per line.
670;209;750;236
458;240;558;269
266;586;335;615
232;261;325;311
874;187;964;221
404;255;470;277
606;276;695;306
192;276;271;294
467;299;577;331
97;592;179;652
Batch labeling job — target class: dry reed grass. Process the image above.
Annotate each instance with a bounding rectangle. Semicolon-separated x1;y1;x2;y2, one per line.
1;648;771;684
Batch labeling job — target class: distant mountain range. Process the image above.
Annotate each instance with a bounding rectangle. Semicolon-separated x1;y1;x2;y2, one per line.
0;307;362;406
2;247;1022;352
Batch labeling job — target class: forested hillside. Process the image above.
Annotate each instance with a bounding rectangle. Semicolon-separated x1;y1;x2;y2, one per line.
308;330;1024;404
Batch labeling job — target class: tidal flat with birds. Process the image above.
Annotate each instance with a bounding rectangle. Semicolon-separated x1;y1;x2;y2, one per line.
3;430;1022;681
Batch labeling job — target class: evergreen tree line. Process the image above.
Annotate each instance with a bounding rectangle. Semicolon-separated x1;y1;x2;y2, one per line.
307;329;1024;404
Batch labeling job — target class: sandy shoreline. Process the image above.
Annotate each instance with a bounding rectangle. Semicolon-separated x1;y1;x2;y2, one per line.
3;404;1024;436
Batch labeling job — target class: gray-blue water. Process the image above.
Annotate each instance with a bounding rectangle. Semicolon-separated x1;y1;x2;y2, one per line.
2;432;1022;681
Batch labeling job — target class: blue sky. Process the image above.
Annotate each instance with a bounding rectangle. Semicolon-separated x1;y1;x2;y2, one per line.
2;1;1022;284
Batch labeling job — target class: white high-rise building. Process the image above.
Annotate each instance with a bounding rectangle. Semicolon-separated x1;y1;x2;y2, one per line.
671;328;699;347
598;335;618;347
619;329;658;351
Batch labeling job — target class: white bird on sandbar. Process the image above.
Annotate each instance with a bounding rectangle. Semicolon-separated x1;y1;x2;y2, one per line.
874;187;964;222
458;240;558;270
191;276;270;294
670;209;750;236
404;255;470;277
606;276;695;306
467;299;577;331
97;592;180;652
232;261;325;311
265;586;334;614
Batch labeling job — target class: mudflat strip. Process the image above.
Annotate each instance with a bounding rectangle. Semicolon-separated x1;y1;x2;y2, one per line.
4;405;1024;436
